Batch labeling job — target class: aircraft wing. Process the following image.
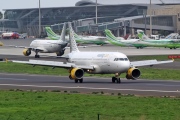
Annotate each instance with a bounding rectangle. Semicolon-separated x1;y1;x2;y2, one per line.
65;46;87;49
3;45;45;52
12;60;94;70
130;59;174;67
3;45;30;48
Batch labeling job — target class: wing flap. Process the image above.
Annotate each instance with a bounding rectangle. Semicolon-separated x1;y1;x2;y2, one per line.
130;59;173;67
12;60;94;70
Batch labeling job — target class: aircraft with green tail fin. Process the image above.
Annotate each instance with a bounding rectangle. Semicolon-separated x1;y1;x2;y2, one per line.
45;27;69;40
105;29;180;49
137;30;180;49
105;29;149;49
45;26;108;45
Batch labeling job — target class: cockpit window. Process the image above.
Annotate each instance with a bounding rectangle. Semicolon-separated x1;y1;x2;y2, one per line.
124;58;129;61
114;58;129;61
119;58;124;61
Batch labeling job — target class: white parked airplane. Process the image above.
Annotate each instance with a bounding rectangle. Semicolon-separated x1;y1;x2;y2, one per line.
7;23;68;58
12;22;173;83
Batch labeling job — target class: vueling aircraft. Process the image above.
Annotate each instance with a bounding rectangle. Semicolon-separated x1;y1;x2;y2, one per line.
12;22;173;83
8;23;68;58
45;26;108;45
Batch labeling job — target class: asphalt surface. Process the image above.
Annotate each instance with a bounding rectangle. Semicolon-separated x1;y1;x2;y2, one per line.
0;39;179;96
0;39;180;56
0;73;179;96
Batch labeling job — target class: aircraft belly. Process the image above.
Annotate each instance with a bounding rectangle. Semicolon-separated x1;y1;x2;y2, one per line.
44;46;61;53
100;63;127;74
96;61;114;74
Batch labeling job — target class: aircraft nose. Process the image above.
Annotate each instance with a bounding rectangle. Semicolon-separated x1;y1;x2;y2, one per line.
121;61;130;72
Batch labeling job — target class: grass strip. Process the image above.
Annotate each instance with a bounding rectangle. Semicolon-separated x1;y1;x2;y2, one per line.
0;91;179;120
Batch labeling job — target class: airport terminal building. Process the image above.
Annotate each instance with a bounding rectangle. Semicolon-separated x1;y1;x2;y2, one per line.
1;0;180;37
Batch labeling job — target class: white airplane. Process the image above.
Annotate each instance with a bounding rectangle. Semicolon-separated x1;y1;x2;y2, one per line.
7;23;68;58
12;22;173;83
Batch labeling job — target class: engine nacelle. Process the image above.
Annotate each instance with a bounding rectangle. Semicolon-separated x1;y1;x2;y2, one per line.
126;67;141;80
23;49;31;56
69;68;84;80
56;50;65;56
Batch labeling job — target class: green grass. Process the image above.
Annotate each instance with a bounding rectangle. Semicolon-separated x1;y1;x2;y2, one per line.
0;91;179;120
0;62;179;80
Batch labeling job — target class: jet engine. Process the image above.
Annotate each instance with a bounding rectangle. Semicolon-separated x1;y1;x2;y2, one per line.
23;49;31;56
126;67;141;80
69;68;84;80
56;50;65;56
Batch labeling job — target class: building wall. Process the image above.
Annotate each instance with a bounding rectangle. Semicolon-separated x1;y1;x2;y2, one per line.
148;5;180;33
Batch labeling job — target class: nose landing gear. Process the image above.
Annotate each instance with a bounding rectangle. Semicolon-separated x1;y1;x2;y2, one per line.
112;73;121;83
75;78;83;83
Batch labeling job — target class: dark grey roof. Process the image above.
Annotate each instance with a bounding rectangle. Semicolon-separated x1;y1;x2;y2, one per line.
76;0;180;6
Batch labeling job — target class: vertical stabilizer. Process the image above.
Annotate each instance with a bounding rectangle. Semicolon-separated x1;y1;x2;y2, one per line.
45;27;60;40
68;22;79;52
69;25;81;39
59;23;66;42
45;27;59;37
105;29;121;41
137;30;150;40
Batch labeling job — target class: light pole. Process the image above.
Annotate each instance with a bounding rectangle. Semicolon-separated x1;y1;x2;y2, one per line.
3;13;4;31
96;0;97;24
150;0;152;36
143;10;147;34
39;0;41;38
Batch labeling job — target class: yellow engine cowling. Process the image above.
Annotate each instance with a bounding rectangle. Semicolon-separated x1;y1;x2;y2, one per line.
126;67;141;80
23;49;31;56
69;68;84;80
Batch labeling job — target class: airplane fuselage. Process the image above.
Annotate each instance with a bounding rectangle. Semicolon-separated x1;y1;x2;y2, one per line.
30;40;67;53
75;37;108;45
67;52;130;74
142;39;180;48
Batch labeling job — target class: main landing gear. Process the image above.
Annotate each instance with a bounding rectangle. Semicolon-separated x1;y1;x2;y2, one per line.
112;73;121;83
136;46;143;49
35;55;40;58
74;78;83;83
170;47;177;49
35;50;40;58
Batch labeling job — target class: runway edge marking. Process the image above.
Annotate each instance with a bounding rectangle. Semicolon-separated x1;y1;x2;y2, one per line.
0;84;179;93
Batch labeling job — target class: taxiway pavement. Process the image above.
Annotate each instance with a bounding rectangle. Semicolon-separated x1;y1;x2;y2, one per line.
0;39;180;56
0;73;179;96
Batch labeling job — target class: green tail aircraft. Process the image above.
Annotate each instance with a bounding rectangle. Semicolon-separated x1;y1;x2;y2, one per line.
45;26;108;45
137;30;180;49
105;29;180;49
